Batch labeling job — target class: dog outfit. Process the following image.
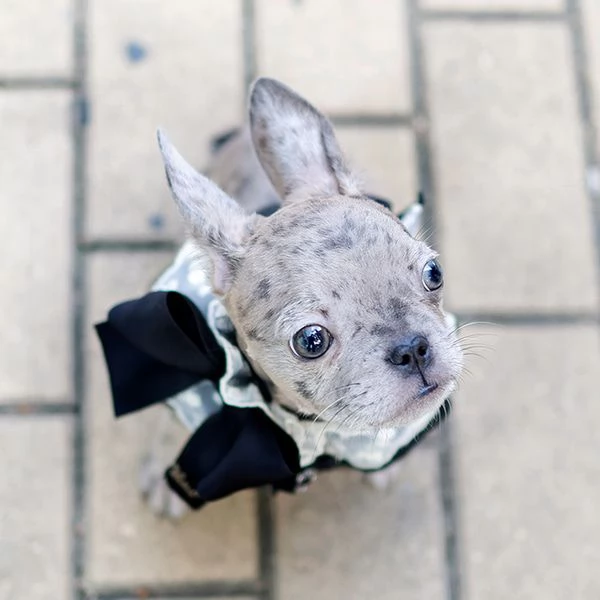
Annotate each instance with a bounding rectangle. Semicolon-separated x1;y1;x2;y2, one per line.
96;195;454;509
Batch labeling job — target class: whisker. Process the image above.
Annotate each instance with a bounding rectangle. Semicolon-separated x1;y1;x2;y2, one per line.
452;321;501;333
461;365;475;378
459;344;494;352
464;353;493;367
314;382;362;404
305;383;362;425
457;335;497;345
457;328;499;335
311;397;347;425
446;329;499;340
312;391;368;457
335;400;376;433
414;224;434;243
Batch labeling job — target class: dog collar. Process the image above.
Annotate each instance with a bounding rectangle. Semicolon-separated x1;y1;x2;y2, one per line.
96;196;453;509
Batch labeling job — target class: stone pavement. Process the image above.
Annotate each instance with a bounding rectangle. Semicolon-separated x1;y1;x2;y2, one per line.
1;1;600;599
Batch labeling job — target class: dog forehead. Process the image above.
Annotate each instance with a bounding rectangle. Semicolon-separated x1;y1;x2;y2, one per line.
236;198;432;322
248;197;421;268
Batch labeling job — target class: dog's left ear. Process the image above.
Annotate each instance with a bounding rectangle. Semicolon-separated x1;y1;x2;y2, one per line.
157;129;258;295
249;78;362;203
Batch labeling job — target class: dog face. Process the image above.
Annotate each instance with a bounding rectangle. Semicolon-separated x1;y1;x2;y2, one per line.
158;78;463;430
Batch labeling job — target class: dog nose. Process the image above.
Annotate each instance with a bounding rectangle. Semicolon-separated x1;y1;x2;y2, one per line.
389;336;432;373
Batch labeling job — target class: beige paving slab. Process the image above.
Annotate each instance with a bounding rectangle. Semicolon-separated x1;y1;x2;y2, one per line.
0;0;72;76
0;92;72;401
0;417;71;600
582;0;600;184
85;252;257;588
255;0;411;114
422;0;563;10
455;325;600;599
426;23;598;312
276;440;446;600
92;596;255;600
336;127;417;212
86;0;243;240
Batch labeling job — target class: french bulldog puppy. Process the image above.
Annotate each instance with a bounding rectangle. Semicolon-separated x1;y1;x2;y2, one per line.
138;78;463;517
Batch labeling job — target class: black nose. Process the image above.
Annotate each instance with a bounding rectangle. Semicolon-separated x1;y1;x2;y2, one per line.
389;336;432;373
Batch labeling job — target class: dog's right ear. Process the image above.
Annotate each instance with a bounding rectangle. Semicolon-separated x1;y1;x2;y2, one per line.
157;129;258;296
249;78;362;203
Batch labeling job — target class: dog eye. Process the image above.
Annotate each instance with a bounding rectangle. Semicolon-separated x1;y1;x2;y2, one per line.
290;325;332;359
422;259;443;291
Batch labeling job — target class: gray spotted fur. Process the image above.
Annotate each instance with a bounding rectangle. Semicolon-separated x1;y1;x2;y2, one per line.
142;78;463;516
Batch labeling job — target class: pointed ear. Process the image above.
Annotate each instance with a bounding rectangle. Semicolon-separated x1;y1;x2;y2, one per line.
157;129;257;295
248;78;362;202
399;198;425;237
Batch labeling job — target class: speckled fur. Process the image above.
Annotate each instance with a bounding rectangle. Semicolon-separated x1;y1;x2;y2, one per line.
143;79;463;515
158;78;463;427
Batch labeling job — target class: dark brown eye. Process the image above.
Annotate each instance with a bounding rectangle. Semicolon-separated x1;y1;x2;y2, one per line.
290;325;332;359
422;259;443;291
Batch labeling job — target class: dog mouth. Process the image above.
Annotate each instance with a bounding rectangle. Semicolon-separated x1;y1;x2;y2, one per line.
408;378;456;419
368;380;450;428
416;382;439;399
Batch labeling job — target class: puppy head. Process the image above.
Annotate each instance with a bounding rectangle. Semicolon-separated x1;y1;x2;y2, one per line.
158;78;463;430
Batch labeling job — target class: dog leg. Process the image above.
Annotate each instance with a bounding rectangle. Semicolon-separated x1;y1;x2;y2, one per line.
138;408;191;520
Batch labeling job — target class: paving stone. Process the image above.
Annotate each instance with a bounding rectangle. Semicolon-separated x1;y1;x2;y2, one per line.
0;0;72;77
335;127;417;212
455;325;600;599
94;596;255;600
582;0;600;188
0;417;71;600
0;92;72;401
425;23;598;312
85;252;257;588
276;440;446;600
421;0;563;10
86;0;243;240
255;0;411;114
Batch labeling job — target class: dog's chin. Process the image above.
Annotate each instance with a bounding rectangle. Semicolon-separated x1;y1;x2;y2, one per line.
393;379;456;427
351;378;457;431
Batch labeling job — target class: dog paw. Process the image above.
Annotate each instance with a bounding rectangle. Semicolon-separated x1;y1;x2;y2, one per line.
138;454;189;520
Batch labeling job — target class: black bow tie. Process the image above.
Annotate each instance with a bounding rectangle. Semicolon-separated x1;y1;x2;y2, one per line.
96;289;305;508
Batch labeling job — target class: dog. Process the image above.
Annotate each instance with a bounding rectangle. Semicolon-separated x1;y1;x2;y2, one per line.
98;78;464;518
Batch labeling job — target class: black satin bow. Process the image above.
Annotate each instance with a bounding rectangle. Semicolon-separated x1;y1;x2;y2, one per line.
96;290;302;507
96;291;227;416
